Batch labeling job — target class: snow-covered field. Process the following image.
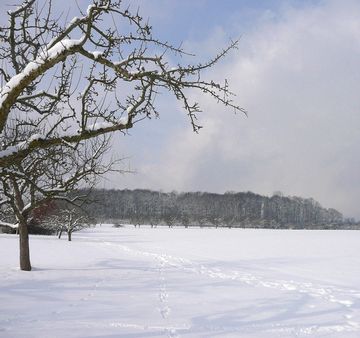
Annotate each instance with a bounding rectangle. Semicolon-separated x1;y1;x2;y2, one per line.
1;225;360;338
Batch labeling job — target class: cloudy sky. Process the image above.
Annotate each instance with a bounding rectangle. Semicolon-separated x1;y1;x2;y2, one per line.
100;0;359;219
2;0;360;218
98;0;360;219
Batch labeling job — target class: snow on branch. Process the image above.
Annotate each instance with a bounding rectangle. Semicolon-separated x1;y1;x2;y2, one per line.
0;220;18;229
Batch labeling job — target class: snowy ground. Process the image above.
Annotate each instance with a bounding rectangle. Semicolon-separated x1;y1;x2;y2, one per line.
1;225;360;338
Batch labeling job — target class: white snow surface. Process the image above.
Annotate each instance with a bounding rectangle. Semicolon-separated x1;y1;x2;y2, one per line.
91;51;104;59
1;225;360;338
86;121;115;131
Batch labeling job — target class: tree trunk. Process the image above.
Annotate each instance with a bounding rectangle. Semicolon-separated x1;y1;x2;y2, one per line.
18;221;31;271
67;231;71;241
58;228;63;239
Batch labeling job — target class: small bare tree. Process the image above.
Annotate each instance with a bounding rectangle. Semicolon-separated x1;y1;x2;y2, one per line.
43;205;93;241
59;208;92;242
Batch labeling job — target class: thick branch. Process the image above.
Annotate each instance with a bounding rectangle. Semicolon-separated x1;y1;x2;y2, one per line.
0;119;131;167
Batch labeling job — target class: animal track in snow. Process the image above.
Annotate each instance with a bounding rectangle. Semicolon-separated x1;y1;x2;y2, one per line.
99;240;360;310
156;256;179;337
97;240;360;335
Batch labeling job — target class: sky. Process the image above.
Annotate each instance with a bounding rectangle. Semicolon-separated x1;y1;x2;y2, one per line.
2;0;360;219
106;0;360;220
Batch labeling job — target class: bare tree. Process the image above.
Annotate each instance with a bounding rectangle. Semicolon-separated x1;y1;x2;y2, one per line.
43;205;93;241
0;0;246;271
60;208;92;242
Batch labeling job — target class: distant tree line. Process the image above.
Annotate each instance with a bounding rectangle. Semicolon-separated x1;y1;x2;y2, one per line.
78;189;356;229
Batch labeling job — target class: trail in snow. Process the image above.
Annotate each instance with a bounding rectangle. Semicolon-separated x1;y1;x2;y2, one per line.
156;256;179;338
96;239;360;336
97;240;360;308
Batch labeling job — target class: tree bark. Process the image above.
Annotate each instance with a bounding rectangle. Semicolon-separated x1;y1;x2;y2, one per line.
18;221;31;271
67;231;71;241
